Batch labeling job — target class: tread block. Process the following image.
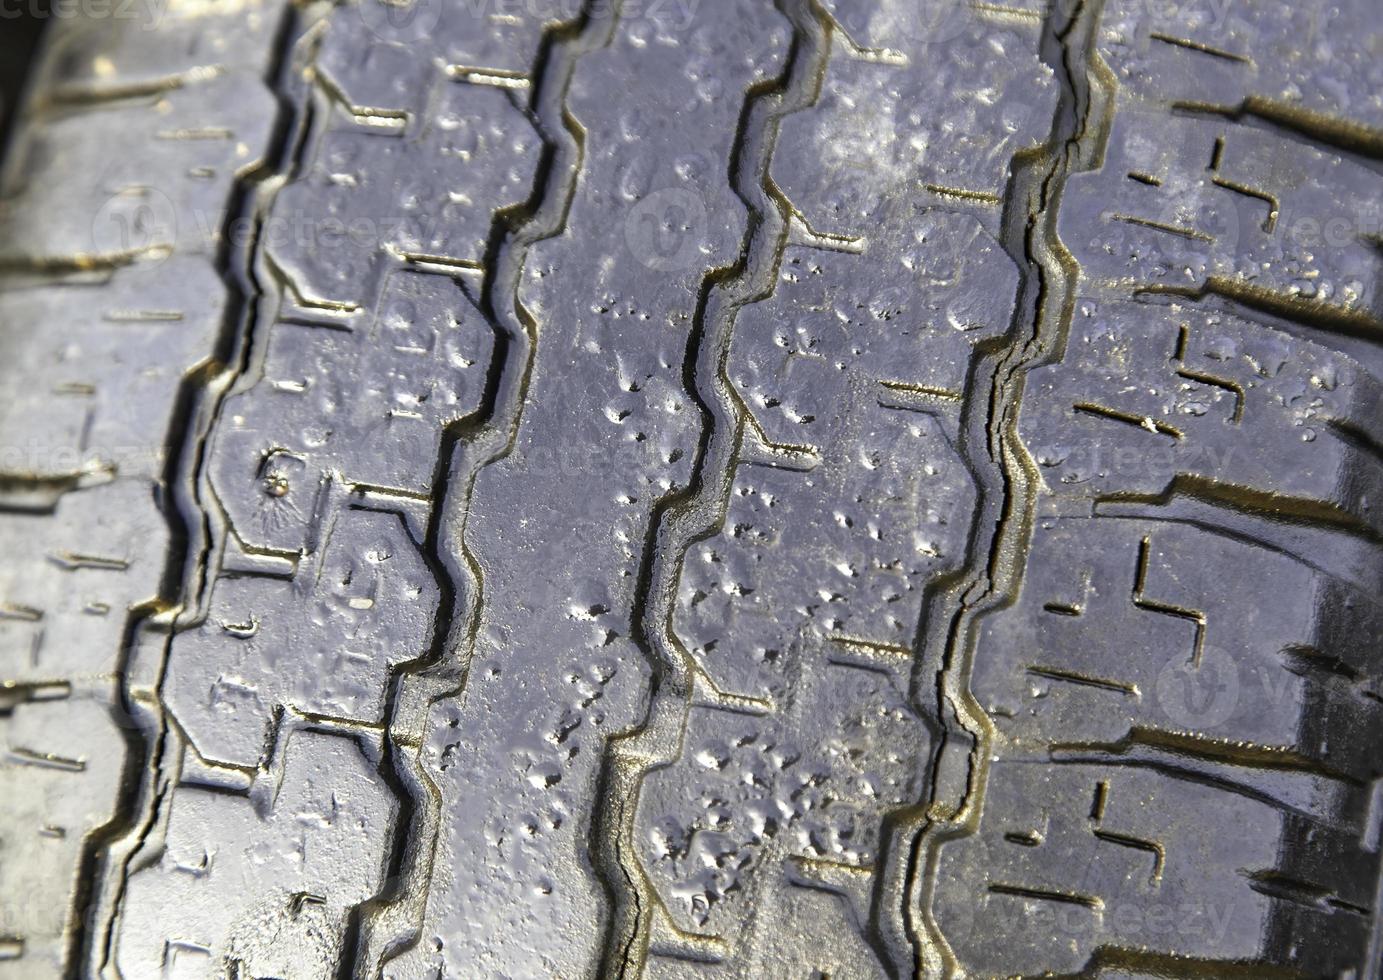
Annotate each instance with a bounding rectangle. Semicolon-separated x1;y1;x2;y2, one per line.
676;214;1010;699
635;661;926;941
316;27;437;119
732;214;1017;452
1099;0;1383;132
934;759;1377;976
1062;111;1383;324
0;700;126;976
673;412;973;703
1021;299;1383;533
0;259;227;485
212;270;493;553
0;479;166;684
642;868;888;979
165;505;438;770
269;81;541;308
772;10;1054;241
1;72;280;263
32;0;287;96
115;731;396;980
973;516;1383;781
343;0;565;77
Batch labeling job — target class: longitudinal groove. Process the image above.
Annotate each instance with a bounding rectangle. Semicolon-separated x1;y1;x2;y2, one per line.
904;0;1108;974
353;7;610;973
592;1;829;973
67;10;310;978
0;10;46;161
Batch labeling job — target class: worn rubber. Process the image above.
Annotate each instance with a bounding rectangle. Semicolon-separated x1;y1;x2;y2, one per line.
0;0;1380;977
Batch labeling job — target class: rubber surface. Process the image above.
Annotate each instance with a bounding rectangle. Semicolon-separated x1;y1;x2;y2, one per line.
0;0;1380;977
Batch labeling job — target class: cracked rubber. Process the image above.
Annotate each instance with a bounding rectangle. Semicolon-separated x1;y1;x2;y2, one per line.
0;0;1380;977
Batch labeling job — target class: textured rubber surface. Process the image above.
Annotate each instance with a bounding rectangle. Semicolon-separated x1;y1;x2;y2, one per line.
0;0;1379;977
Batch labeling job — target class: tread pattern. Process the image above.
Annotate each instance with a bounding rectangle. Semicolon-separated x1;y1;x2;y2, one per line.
0;3;289;974
616;1;1062;974
920;0;1383;975
0;0;1379;977
385;2;795;976
105;0;549;974
116;731;397;979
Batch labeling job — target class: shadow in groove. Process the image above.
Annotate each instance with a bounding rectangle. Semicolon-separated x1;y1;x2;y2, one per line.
0;3;50;166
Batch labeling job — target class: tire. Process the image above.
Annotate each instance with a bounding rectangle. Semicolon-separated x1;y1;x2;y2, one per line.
0;0;1380;977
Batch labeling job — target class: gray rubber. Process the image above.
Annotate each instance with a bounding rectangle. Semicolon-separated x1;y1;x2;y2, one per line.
0;0;1380;977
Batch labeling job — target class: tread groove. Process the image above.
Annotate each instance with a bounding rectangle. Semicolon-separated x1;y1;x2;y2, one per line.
592;2;831;972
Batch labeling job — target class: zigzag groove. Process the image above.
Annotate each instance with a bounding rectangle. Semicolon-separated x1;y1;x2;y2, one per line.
593;0;830;973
